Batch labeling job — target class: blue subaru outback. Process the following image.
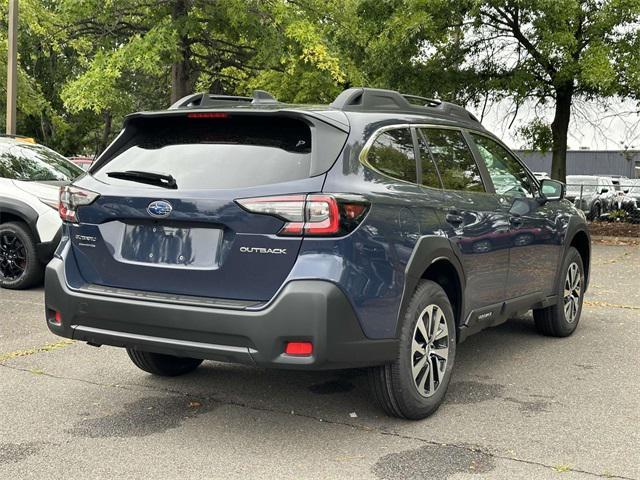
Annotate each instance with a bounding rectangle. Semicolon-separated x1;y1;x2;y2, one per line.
45;88;590;419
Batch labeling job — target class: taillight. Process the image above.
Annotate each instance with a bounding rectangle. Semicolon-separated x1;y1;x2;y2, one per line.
59;186;100;223
236;194;369;237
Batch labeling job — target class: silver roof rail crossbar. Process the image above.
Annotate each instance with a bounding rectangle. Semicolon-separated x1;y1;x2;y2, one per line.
402;94;442;108
169;90;278;109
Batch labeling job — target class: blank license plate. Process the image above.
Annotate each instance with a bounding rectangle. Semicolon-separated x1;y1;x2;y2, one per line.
120;224;221;268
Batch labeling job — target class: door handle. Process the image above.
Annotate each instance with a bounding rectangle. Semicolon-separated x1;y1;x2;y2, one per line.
445;208;464;226
509;215;523;226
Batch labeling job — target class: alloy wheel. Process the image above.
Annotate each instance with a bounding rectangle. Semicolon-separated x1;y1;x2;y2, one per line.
563;262;581;324
411;304;450;398
0;232;27;281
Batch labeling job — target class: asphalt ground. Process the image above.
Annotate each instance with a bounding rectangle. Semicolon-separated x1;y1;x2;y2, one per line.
0;243;638;480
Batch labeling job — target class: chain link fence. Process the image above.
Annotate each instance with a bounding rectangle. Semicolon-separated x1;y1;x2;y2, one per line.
565;182;640;224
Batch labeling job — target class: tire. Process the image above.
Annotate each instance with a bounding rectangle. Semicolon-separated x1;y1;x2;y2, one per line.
591;203;601;220
368;280;457;419
127;349;203;377
0;221;43;290
533;246;584;337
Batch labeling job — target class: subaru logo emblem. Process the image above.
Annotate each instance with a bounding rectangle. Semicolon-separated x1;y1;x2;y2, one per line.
147;200;173;218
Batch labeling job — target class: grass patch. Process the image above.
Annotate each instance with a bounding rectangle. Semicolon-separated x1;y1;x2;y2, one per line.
552;464;572;473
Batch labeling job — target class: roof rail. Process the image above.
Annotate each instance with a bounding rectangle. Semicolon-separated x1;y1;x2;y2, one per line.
169;90;278;109
330;87;480;124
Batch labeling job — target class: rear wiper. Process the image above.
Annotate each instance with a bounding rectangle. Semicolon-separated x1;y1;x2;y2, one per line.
106;170;177;189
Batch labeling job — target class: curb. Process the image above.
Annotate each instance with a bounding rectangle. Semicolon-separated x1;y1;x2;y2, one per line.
591;235;639;244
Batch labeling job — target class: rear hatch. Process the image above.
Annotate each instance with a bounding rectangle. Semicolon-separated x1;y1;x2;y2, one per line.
68;110;348;302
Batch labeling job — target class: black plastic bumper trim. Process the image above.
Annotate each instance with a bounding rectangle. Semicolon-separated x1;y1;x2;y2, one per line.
36;227;62;264
45;257;398;370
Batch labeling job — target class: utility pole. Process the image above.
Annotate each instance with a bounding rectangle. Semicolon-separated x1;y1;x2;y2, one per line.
6;0;18;135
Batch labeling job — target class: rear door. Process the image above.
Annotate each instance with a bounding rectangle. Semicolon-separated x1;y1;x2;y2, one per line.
416;127;510;312
70;112;348;302
468;133;562;299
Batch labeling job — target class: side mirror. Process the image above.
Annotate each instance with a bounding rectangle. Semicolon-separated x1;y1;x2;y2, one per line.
600;188;609;193
540;179;565;202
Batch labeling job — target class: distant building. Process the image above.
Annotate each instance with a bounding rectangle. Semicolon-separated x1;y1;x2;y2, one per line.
514;150;640;178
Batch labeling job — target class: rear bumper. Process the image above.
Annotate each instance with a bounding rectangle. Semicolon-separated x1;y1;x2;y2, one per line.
36;227;61;264
44;257;397;370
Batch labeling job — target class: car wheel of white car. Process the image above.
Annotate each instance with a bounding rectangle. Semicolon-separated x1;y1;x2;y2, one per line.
0;222;43;290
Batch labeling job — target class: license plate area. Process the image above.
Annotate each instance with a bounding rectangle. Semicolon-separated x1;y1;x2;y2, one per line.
110;222;222;269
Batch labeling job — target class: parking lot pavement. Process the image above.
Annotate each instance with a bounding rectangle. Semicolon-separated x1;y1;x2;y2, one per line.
1;244;638;480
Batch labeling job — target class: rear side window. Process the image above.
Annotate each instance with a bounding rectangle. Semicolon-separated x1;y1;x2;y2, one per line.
366;128;417;183
94;115;315;190
471;134;537;198
419;128;484;192
416;133;443;189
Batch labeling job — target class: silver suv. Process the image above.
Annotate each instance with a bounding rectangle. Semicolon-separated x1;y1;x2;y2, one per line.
566;175;616;220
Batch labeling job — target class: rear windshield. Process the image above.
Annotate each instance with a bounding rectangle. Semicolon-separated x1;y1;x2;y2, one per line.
93;115;313;190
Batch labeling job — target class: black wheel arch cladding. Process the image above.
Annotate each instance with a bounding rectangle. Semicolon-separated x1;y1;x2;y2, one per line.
0;196;41;243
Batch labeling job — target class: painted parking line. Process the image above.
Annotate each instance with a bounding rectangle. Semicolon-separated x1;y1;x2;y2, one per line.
0;339;74;362
583;300;640;310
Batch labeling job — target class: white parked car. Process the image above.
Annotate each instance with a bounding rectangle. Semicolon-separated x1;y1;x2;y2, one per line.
0;136;83;289
532;171;550;180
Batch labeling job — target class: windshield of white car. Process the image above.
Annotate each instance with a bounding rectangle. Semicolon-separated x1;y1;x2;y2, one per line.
0;143;83;181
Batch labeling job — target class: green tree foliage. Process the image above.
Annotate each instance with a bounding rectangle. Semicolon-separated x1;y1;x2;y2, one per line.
357;0;640;181
3;0;638;176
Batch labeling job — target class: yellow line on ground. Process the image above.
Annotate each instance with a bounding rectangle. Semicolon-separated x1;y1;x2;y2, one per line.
584;300;640;310
0;339;74;362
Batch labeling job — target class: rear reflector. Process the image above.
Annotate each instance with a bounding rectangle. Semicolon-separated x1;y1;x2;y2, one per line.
284;341;313;356
49;310;62;326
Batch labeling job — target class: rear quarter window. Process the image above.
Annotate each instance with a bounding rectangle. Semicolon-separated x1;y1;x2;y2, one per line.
365;128;417;183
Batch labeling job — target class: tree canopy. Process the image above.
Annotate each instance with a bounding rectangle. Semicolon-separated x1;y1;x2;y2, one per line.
1;0;638;180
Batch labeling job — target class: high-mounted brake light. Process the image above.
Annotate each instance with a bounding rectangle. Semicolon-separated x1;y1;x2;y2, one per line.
236;194;369;237
59;186;100;223
187;112;229;119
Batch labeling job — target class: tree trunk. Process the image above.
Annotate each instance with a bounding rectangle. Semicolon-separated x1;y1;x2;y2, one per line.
170;0;194;104
98;110;112;155
550;86;573;182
